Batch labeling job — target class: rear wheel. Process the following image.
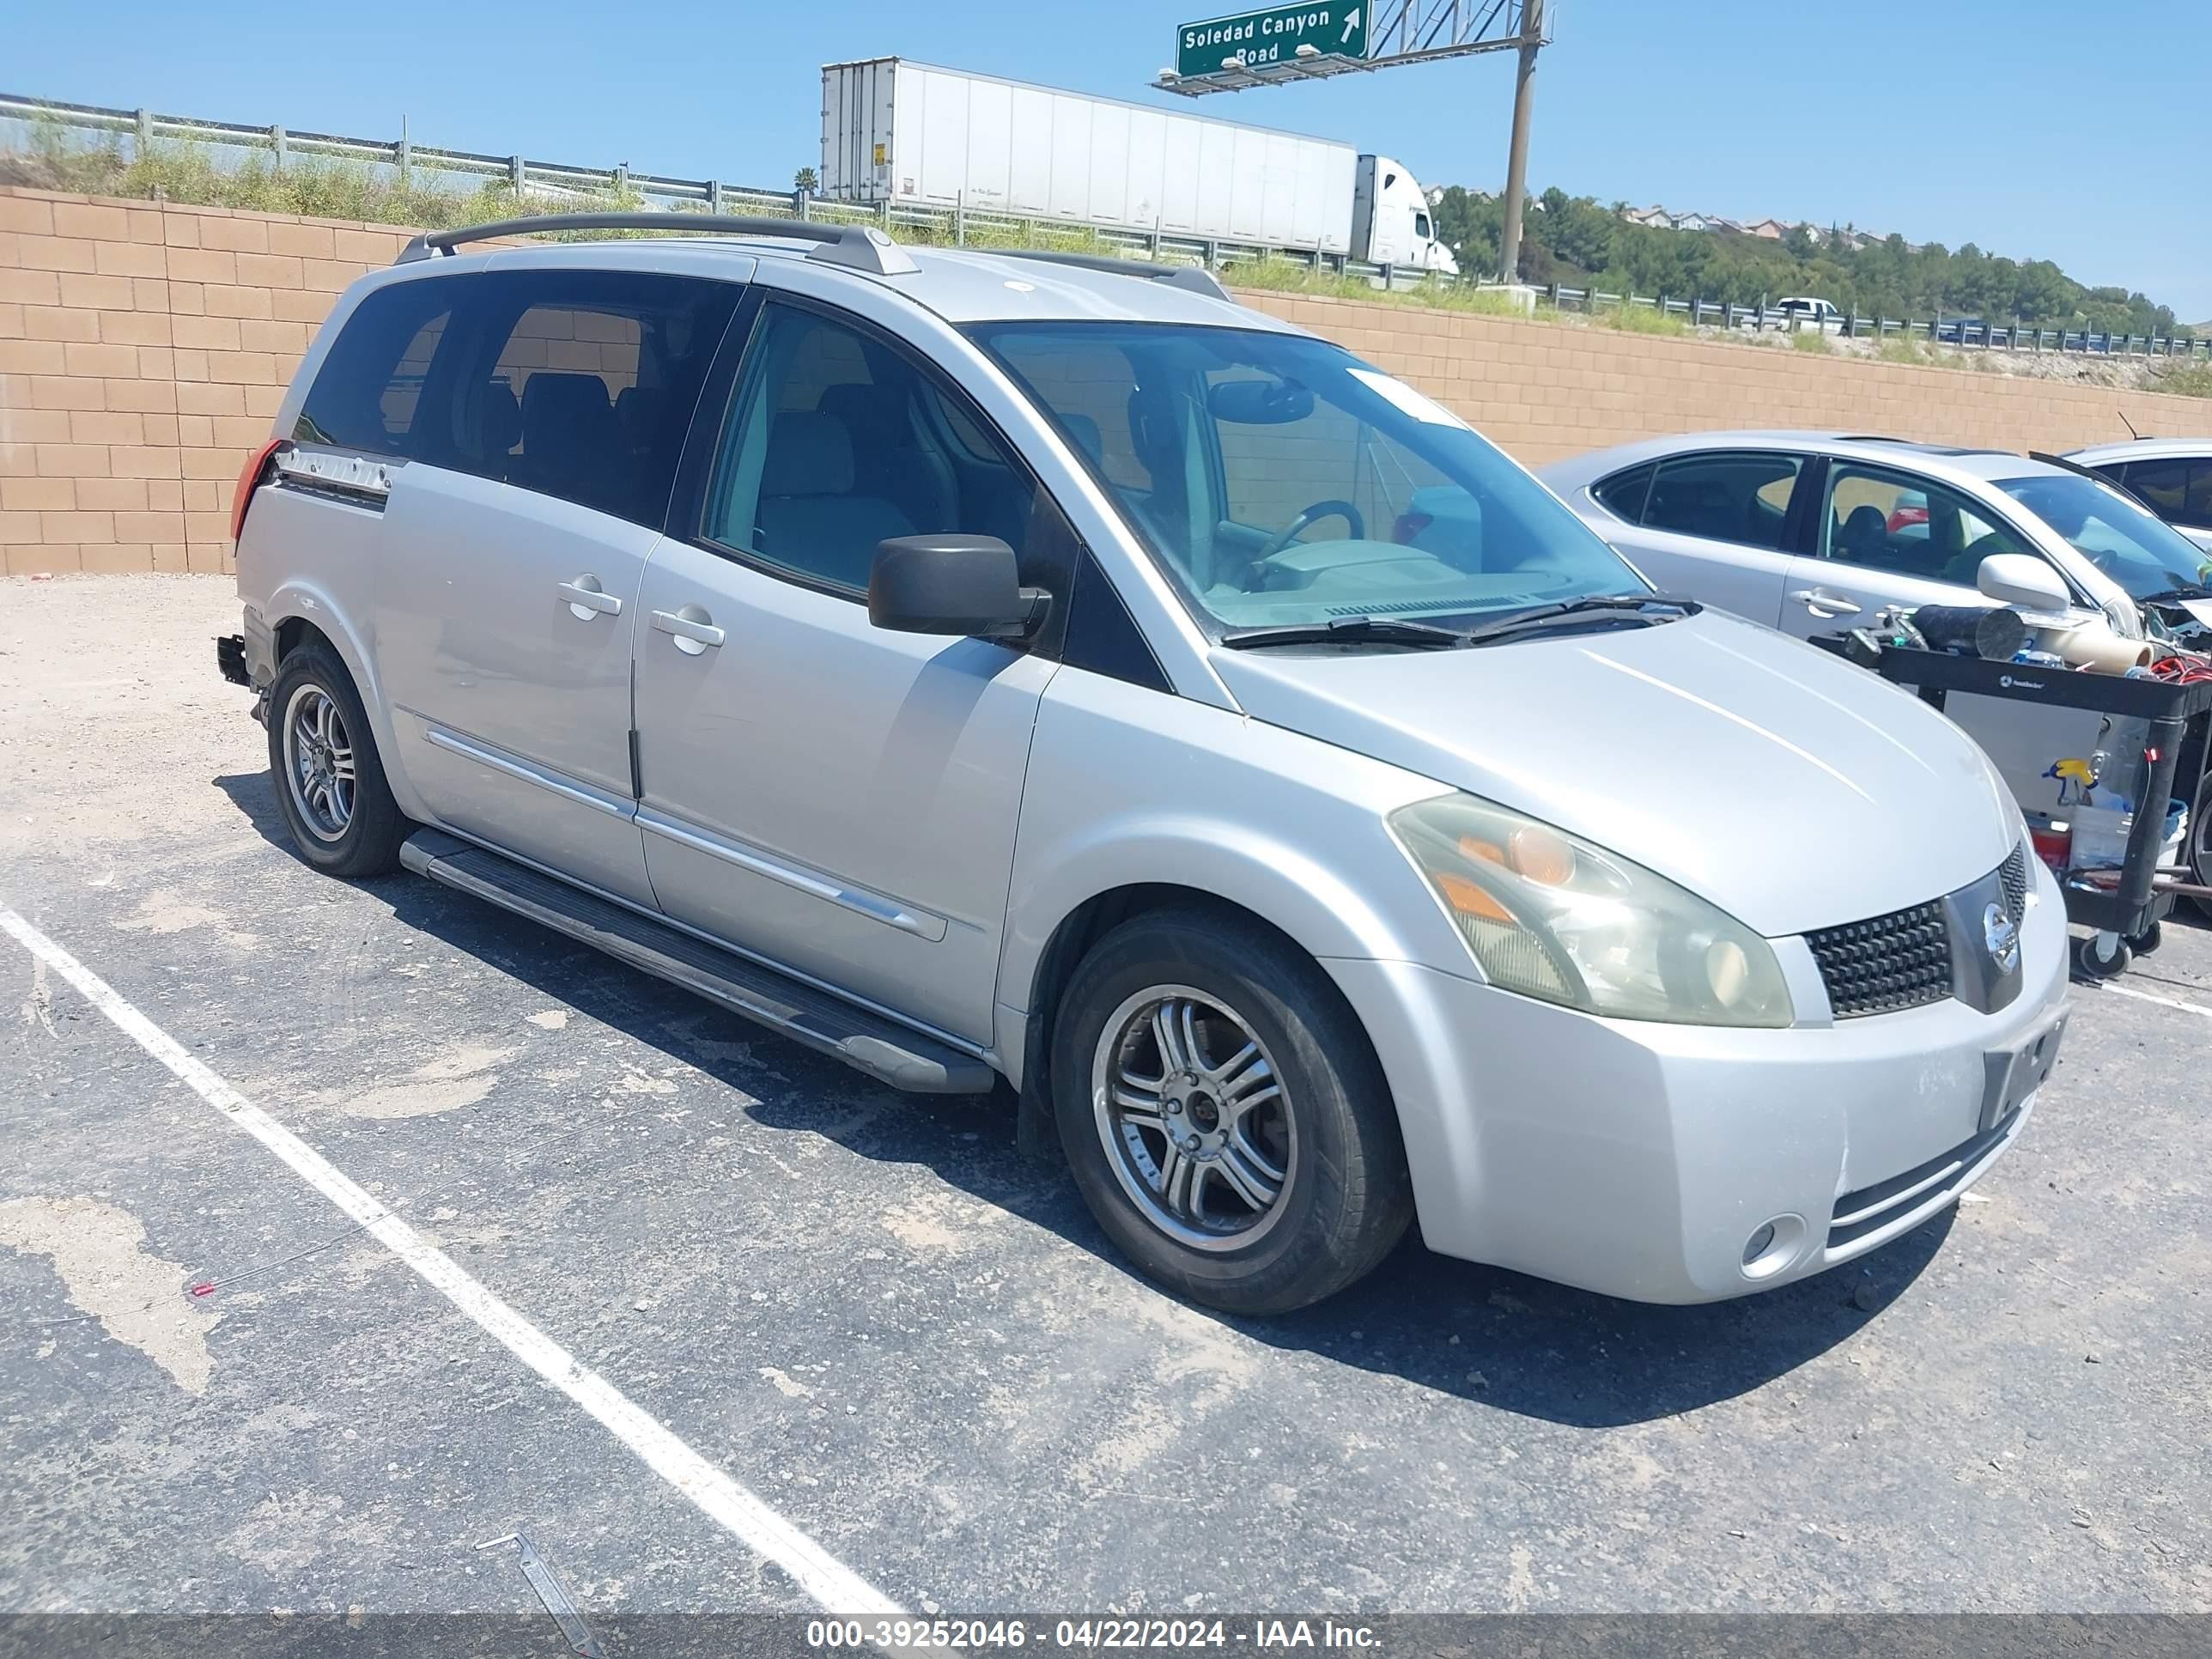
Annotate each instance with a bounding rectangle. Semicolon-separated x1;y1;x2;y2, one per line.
266;641;407;878
1051;908;1413;1316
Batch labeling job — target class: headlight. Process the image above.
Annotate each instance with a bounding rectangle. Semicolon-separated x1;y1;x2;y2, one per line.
1389;793;1794;1028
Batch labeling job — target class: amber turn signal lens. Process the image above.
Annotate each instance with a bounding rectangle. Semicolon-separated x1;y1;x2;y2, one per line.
1436;872;1514;924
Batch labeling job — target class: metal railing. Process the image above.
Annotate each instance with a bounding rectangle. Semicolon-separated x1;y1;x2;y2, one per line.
4;92;2204;359
1536;283;2209;358
0;91;1419;285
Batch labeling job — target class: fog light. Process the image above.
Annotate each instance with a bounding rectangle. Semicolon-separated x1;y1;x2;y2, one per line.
1740;1213;1806;1280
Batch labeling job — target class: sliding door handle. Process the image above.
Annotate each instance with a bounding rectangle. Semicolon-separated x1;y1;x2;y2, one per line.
651;605;725;654
557;576;622;618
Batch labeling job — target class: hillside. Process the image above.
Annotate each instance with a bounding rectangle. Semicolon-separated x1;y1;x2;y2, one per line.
1436;186;2189;340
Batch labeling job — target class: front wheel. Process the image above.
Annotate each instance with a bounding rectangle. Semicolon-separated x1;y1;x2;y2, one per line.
1051;908;1413;1316
266;641;407;878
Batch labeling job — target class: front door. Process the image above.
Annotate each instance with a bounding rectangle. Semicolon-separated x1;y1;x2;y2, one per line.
631;297;1061;1043
1775;461;2043;641
371;265;745;906
1782;461;2106;817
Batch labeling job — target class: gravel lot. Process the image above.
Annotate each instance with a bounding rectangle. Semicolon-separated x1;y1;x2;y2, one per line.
2;574;2207;1621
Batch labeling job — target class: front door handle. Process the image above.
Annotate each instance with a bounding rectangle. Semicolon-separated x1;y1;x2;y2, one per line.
557;575;622;619
651;605;725;655
1790;587;1863;619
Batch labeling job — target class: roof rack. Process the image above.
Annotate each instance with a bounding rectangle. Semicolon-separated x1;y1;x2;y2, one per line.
981;249;1231;302
392;211;919;276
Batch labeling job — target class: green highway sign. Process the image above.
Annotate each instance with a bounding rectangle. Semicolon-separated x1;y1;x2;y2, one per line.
1175;3;1369;79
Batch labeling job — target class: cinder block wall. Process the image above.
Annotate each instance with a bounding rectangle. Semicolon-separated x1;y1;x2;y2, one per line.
1232;291;2202;469
3;185;2205;576
0;191;413;575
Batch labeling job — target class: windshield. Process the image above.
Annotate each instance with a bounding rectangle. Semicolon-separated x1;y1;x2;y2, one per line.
1995;472;2212;599
974;323;1646;635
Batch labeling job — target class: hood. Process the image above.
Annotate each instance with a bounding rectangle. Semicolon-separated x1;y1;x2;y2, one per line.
1210;611;2018;938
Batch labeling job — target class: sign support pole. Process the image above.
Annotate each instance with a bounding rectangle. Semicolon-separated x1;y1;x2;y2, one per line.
1496;0;1544;284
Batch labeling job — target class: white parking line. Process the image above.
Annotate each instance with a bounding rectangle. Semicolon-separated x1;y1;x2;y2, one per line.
2088;981;2212;1020
0;905;901;1617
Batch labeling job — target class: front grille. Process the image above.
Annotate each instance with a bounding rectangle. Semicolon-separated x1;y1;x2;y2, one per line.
1827;1109;2019;1250
1999;842;2028;922
1808;899;1952;1018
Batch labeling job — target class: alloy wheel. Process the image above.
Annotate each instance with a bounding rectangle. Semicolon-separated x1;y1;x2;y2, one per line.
1090;985;1297;1251
283;684;356;842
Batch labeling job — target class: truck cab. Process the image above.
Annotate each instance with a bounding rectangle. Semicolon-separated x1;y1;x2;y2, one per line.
1352;155;1459;276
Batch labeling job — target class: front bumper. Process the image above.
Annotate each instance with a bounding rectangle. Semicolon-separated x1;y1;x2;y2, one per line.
1326;858;2070;1304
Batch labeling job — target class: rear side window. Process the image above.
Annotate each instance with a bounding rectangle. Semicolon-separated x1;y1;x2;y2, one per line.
294;279;459;458
2123;457;2212;527
437;270;743;527
1643;452;1803;550
1589;462;1654;522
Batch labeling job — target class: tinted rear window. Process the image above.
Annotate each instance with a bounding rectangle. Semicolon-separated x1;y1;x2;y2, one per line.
295;278;459;459
1590;462;1654;521
297;268;743;530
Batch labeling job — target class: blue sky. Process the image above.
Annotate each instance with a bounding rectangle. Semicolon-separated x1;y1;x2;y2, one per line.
13;0;2209;319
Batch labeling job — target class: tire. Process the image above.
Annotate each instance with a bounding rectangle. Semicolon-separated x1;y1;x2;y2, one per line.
2186;772;2212;927
2130;921;2164;957
265;640;408;878
1050;907;1413;1316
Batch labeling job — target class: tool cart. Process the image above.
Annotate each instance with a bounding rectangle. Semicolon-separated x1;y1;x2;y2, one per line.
1818;640;2212;979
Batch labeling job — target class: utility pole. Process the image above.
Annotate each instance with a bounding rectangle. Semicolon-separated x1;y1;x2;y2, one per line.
1496;0;1545;285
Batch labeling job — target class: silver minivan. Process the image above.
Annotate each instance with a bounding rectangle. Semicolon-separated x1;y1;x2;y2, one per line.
226;216;2068;1314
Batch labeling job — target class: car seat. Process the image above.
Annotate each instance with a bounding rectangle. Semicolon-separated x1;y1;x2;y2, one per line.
518;373;621;511
752;411;916;588
817;382;955;534
1836;503;1890;562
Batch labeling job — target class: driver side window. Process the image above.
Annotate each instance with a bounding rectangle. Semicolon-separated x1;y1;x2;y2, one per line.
702;301;1037;592
1822;465;2027;587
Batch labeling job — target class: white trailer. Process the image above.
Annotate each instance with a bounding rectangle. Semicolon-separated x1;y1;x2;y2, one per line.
821;58;1456;273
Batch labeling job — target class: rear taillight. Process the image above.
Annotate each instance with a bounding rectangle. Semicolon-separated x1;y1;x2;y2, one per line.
231;437;285;544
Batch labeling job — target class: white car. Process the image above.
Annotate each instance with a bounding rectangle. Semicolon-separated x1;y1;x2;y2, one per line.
2065;437;2212;556
1541;431;2212;912
1772;296;1844;333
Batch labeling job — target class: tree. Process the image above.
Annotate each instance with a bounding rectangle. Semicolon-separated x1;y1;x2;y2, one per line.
793;166;818;194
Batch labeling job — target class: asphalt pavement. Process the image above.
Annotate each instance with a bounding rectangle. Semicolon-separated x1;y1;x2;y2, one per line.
1;574;2207;1623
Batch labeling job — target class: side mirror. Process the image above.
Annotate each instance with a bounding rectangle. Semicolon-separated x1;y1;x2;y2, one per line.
868;535;1048;640
1976;553;2069;614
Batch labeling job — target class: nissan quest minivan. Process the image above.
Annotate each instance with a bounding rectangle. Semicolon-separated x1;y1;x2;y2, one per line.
223;214;2069;1315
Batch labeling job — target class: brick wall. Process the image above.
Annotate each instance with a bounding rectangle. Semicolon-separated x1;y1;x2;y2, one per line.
0;190;414;575
1232;290;2208;470
4;185;2206;577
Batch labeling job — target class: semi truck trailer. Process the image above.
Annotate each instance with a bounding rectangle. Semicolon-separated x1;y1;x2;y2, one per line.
820;58;1460;276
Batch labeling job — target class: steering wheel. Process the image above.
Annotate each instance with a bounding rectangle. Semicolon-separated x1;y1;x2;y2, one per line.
1257;499;1366;561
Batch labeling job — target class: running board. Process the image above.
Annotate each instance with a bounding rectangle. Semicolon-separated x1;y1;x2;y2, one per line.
399;830;994;1094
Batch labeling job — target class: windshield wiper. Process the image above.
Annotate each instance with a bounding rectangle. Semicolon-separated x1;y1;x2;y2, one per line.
2137;585;2212;605
1458;593;1699;647
1218;616;1471;650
